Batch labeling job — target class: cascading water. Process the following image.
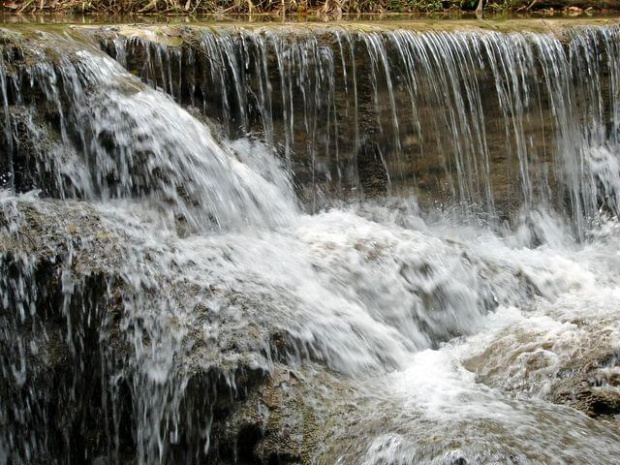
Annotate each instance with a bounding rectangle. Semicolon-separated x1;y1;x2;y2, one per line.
100;24;620;232
1;21;620;465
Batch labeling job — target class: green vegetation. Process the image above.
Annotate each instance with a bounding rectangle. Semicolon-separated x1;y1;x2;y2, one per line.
0;0;617;19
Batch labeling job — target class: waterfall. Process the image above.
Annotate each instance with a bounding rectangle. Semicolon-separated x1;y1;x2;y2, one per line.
101;24;620;234
1;22;620;465
0;31;296;232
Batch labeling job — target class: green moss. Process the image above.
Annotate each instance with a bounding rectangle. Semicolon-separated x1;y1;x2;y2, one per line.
3;16;619;39
2;18;608;41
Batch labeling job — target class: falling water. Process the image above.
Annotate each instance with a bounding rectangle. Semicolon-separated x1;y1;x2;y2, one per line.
101;24;620;232
1;22;620;465
0;31;295;231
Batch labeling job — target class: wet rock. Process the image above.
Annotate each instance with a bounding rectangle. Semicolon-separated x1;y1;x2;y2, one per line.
463;305;620;435
551;350;620;419
0;197;361;464
358;138;389;196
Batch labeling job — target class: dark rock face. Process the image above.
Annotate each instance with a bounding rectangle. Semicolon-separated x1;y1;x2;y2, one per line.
0;228;129;464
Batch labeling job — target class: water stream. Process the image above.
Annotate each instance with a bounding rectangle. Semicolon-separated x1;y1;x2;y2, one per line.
1;22;619;464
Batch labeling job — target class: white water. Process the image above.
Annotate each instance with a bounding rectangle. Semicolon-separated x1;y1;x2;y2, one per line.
349;211;620;464
1;25;620;465
4;179;620;463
